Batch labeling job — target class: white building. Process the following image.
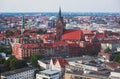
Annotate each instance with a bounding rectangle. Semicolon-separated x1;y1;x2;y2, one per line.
1;67;36;79
109;71;120;79
49;58;68;76
38;60;50;69
36;69;60;79
0;52;6;58
68;61;99;71
101;42;120;52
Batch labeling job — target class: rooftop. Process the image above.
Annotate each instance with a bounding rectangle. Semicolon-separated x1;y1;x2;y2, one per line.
1;67;35;76
40;69;60;75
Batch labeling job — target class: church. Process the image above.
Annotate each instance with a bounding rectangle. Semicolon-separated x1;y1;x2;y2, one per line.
40;7;101;57
12;8;102;59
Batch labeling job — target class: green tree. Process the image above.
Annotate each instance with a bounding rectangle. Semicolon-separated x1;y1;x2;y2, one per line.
3;48;12;55
114;54;120;63
36;29;47;34
0;46;12;55
0;46;4;52
10;59;27;70
4;56;27;71
29;54;40;67
5;30;14;37
0;58;5;64
4;56;16;70
105;47;111;52
15;30;21;34
9;58;19;70
18;60;27;68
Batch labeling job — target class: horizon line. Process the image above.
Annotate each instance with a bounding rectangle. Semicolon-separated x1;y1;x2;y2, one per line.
0;11;120;14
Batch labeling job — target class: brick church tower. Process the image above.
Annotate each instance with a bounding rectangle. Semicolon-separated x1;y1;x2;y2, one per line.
56;7;64;40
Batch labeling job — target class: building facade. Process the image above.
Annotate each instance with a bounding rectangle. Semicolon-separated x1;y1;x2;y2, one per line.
11;38;42;59
1;67;36;79
36;69;60;79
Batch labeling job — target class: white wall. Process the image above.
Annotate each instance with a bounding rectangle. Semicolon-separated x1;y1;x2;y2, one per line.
36;73;60;79
110;72;120;78
1;69;35;79
38;60;49;69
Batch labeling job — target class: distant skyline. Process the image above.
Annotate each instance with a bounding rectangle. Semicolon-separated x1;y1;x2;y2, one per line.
0;0;120;13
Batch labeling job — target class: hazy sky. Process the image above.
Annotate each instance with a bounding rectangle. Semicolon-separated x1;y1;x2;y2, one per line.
0;0;120;12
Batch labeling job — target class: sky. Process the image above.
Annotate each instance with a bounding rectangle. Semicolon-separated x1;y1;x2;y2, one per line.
0;0;120;13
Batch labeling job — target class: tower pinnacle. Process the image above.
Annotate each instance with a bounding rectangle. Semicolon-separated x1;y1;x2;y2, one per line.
59;6;62;18
21;15;25;36
22;16;24;29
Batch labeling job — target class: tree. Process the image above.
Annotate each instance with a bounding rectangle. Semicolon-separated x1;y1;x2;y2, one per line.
114;54;120;63
4;56;27;71
36;29;47;34
0;58;5;64
29;54;40;67
18;60;27;68
15;30;21;35
4;56;16;71
5;30;14;37
0;46;12;55
9;59;19;70
3;48;12;55
0;46;3;52
105;47;111;52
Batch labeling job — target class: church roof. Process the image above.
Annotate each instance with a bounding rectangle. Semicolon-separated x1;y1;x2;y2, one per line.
62;30;83;40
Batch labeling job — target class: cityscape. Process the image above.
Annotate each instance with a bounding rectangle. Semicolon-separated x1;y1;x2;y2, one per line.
0;0;120;79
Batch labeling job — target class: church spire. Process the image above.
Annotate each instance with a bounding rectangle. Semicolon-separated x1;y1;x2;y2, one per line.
59;6;62;18
56;7;64;40
22;16;24;29
21;15;25;36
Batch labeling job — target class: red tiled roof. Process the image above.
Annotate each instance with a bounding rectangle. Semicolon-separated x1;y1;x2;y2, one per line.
86;42;93;46
68;42;79;46
84;33;106;39
84;33;94;37
52;58;68;68
104;61;120;70
96;33;106;38
111;32;119;36
39;33;55;41
23;43;40;48
53;41;68;47
82;30;91;33
42;41;68;48
62;30;83;40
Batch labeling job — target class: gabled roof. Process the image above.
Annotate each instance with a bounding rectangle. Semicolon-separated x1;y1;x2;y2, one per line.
52;58;68;68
